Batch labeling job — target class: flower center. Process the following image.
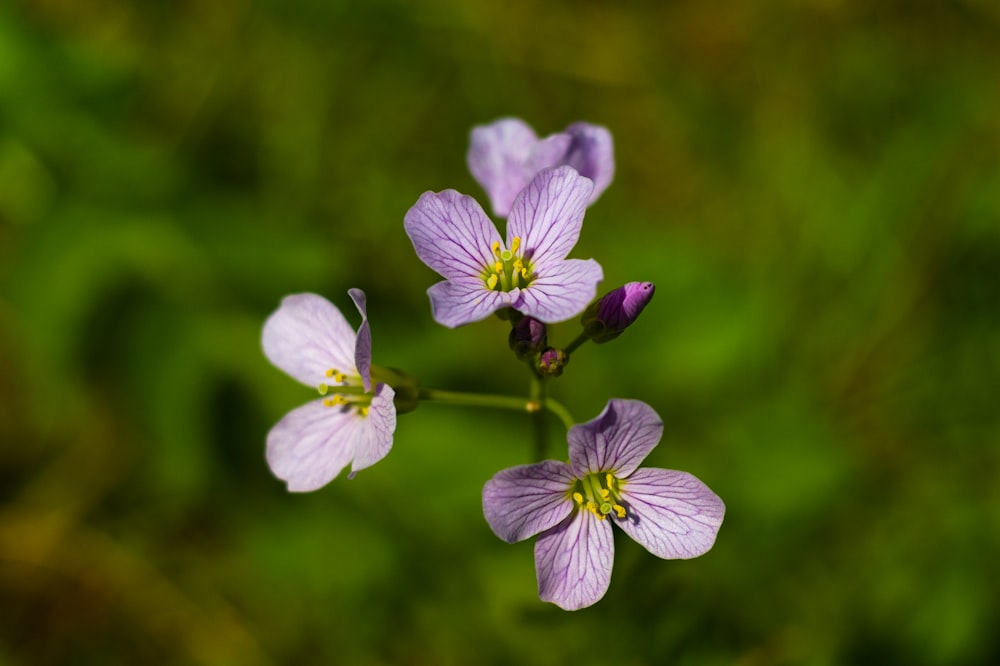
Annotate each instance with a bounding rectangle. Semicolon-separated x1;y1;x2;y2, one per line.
483;237;535;292
318;367;372;417
572;472;627;520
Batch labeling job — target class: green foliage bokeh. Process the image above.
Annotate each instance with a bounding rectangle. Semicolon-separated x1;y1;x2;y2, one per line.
1;0;998;664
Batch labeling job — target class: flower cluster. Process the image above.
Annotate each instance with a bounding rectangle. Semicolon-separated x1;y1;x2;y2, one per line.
261;118;725;610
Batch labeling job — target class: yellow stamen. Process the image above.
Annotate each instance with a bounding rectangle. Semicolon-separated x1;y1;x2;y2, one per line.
511;236;521;253
494;261;503;274
486;274;498;290
326;368;335;377
573;492;584;505
492;241;501;257
614;504;626;519
358;406;370;417
606;473;614;487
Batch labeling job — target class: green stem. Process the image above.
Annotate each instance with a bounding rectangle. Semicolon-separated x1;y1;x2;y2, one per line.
417;387;575;432
564;332;591;355
418;387;533;411
531;377;546;461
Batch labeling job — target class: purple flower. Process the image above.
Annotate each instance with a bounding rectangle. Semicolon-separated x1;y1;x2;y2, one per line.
262;290;396;492
467;118;615;218
482;399;725;610
581;281;655;343
404;166;604;328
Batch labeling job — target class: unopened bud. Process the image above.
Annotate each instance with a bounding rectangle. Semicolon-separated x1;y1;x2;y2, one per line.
509;316;548;360
580;281;655;343
536;347;569;377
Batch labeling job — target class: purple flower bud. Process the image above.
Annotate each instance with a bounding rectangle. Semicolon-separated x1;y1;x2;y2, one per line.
509;316;548;360
581;282;655;343
537;347;569;377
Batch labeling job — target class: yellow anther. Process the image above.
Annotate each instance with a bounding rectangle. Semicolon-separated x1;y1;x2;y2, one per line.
606;473;615;488
494;261;503;273
358;406;370;417
511;236;521;253
318;383;329;395
334;372;346;383
486;274;498;290
614;504;626;519
586;501;603;519
323;395;349;408
513;259;523;271
326;368;335;377
600;488;610;501
573;492;584;505
492;241;501;257
520;267;529;279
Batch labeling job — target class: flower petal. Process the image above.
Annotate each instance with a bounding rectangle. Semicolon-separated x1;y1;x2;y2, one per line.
514;258;603;323
568;399;664;478
616;468;725;559
467;118;538;217
564;122;615;203
347;383;397;478
266;399;368;492
507;166;594;264
535;511;614;611
427;278;516;328
348;288;372;392
524;133;572;175
404;189;502;281
482;460;577;543
262;293;356;387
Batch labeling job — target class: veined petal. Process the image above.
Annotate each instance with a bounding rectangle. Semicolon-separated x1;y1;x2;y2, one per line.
347;383;397;478
404;189;502;281
348;288;372;392
514;258;603;323
266;399;368;492
467;118;538;218
427;278;516;328
568;399;663;478
616;468;725;559
564;123;615;203
482;460;577;543
507;166;593;264
262;293;356;387
535;511;614;611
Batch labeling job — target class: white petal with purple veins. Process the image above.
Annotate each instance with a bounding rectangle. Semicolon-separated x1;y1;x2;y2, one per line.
507;166;593;265
569;399;664;478
266;399;369;492
262;293;357;387
535;511;614;611
427;278;516;328
482;460;577;543
514;258;603;323
617;468;725;559
347;383;397;478
404;190;502;281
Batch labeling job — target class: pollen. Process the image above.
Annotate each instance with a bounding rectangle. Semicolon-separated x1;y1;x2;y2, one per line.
486;274;498;290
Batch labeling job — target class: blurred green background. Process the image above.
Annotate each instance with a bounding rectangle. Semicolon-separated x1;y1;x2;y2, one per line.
2;0;998;664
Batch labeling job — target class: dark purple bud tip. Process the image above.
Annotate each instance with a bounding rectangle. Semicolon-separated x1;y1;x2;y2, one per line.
536;347;569;377
580;281;655;343
509;316;548;360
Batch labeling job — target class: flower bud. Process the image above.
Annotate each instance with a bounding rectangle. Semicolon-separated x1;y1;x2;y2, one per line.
536;347;569;377
580;281;655;343
509;316;548;360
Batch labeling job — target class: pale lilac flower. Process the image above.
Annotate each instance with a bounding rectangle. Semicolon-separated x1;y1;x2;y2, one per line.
262;290;396;491
404;166;603;328
468;118;615;218
482;399;725;611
